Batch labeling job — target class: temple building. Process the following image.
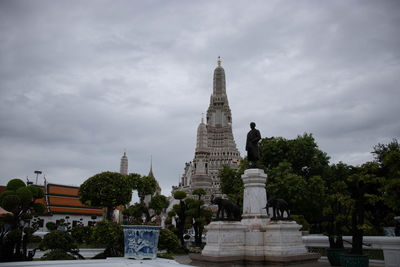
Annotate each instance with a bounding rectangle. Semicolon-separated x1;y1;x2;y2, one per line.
120;151;128;175
174;58;241;197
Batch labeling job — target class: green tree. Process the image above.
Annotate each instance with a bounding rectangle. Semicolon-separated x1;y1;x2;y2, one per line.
92;221;124;257
185;189;212;247
347;162;384;255
123;174;169;224
322;163;355;248
259;133;330;178
158;228;179;253
219;165;244;206
373;139;400;213
0;179;45;261
168;191;187;247
258;134;330;227
39;230;82;260
70;222;93;245
79;172;132;220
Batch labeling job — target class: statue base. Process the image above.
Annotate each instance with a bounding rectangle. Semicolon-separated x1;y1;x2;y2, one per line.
198;168;319;264
264;220;308;256
201;221;246;258
199;220;319;264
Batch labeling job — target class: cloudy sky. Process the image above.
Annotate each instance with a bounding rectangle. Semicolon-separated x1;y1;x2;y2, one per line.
1;0;399;196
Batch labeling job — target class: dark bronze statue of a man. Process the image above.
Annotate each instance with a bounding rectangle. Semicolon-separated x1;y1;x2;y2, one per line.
246;122;261;167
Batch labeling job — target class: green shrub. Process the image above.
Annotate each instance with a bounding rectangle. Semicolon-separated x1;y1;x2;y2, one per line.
40;230;77;252
92;221;123;257
46;222;57;231
173;191;186;200
291;214;310;231
158;228;179;253
41;249;76;260
71;224;92;244
6;179;26;191
157;253;174;259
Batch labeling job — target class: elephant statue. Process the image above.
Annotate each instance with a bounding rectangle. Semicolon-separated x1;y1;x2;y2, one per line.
211;195;241;221
264;198;290;220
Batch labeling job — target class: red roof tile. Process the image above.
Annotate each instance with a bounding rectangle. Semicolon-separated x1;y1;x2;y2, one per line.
46;183;103;216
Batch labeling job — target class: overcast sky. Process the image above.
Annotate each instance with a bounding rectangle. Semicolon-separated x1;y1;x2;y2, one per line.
0;0;399;196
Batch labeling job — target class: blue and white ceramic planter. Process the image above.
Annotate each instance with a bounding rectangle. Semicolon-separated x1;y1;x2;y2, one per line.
122;225;161;259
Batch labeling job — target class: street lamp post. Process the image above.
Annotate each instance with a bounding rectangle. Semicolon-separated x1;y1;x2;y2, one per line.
34;170;42;185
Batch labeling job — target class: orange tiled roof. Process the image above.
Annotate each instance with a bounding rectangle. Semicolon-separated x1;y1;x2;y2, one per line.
34;186;47;208
46;183;104;216
50;206;103;215
48;184;79;196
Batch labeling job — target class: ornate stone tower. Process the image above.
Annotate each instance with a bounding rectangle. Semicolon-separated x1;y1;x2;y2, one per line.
120;151;128;175
206;57;241;192
173;57;241;196
191;115;213;192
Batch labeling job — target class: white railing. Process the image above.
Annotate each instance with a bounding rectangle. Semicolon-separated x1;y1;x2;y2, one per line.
302;235;400;267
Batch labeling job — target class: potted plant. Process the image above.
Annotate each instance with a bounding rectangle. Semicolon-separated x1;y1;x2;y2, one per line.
340;162;383;267
322;164;353;266
323;188;351;266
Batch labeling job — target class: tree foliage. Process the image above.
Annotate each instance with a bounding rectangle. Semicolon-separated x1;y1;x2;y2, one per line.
123;174;169;225
92;221;124;257
347;162;384;254
373;139;400;212
168;191;187;247
0;179;45;261
158;228;179;253
219;165;243;206
79;172;132;220
40;230;77;252
185;189;212;246
321;163;354;248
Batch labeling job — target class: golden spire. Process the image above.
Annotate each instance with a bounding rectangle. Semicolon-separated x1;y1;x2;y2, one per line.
218;56;221;66
201;113;204;123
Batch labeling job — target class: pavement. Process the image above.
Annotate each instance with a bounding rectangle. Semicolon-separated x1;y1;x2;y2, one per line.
173;255;385;267
0;256;385;267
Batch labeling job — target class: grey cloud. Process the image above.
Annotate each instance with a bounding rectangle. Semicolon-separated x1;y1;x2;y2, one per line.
1;0;399;195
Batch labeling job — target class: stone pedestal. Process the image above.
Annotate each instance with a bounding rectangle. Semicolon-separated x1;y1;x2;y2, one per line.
241;168;269;225
264;220;308;256
197;168;319;264
201;221;246;260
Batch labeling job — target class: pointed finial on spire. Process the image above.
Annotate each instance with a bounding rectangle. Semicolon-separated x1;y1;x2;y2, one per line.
148;155;154;177
201;113;204;123
218;56;221;66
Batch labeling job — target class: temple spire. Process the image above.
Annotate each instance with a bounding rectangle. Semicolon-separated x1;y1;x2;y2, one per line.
148;155;154;177
213;57;226;95
120;151;128;175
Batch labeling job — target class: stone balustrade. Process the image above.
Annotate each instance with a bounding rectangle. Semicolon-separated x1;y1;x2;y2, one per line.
302;235;400;267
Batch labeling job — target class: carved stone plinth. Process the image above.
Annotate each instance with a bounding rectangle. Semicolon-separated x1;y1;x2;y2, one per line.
241;168;269;225
201;221;246;258
197;168;320;265
264;220;308;256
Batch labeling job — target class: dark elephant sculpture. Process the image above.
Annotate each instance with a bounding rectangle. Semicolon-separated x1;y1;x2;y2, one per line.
264;198;290;220
211;195;241;221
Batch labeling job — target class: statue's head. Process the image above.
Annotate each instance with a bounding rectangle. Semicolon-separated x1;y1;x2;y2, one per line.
250;122;256;129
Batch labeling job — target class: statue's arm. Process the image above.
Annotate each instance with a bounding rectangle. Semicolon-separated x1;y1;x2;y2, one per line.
250;131;261;143
256;130;261;142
